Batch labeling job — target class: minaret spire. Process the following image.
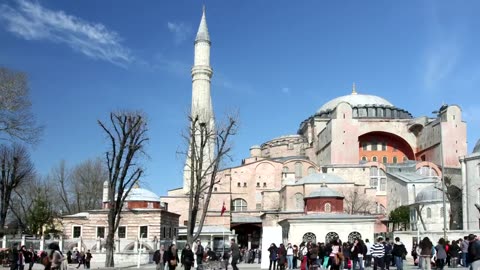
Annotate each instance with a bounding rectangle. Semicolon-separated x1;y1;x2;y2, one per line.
184;7;215;192
195;5;210;43
352;82;357;95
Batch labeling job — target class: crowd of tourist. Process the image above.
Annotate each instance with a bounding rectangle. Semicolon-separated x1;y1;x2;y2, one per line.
265;234;480;270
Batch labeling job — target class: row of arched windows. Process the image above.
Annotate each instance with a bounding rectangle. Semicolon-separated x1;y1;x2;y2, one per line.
361;156;408;163
283;163;317;179
302;231;362;244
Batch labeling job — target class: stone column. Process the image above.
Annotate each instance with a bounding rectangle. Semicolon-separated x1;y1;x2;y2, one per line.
40;235;44;251
59;236;63;251
78;237;83;252
96;237;101;252
21;235;26;246
153;236;158;250
134;238;138;252
115;238;121;253
2;235;6;249
461;158;468;230
210;234;213;249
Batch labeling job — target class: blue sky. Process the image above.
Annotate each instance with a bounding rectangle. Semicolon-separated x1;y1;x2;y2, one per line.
1;0;479;196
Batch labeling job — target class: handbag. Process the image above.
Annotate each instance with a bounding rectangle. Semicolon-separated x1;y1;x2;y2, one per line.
170;259;177;266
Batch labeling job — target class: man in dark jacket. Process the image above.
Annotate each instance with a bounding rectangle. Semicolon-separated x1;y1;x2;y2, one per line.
196;240;204;270
391;237;407;270
468;234;480;269
9;243;19;270
230;239;240;270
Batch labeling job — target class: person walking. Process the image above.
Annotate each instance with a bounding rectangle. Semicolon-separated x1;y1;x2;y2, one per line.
196;240;204;270
293;245;299;269
461;237;469;267
85;250;92;269
181;244;195;270
391;237;407;270
27;246;37;270
164;244;180;270
277;244;287;270
371;237;385;270
230;239;240;270
76;251;85;269
419;237;433;270
153;245;165;270
383;238;392;270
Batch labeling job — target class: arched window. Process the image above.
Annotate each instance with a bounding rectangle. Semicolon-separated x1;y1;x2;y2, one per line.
308;167;316;175
361;156;368;162
416;166;439;180
324;203;332;213
382;156;388;164
426;207;432;218
370;166;387;191
372;156;377;162
303;232;316;243
403;156;408;162
325;232;339;243
372;140;378;151
381;142;387;151
294;193;304;210
393;157;398;164
362;142;368;151
295;162;303;178
348;231;362;243
232;199;247;212
282;166;289;173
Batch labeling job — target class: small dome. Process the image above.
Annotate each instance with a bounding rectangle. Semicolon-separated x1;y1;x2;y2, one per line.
473;139;480;153
126;187;160;202
306;186;344;199
317;93;393;113
415;185;445;203
250;145;261;149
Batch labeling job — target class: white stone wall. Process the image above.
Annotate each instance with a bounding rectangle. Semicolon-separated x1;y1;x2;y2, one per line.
285;221;375;245
260;226;282;269
462;153;480;230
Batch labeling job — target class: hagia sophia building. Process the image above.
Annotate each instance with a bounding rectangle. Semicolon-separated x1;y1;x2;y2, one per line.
157;8;480;269
55;8;480;268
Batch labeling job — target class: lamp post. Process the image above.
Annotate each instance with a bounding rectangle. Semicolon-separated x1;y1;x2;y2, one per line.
433;108;448;240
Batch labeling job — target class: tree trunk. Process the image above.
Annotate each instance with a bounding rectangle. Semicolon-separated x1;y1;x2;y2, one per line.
105;209;116;267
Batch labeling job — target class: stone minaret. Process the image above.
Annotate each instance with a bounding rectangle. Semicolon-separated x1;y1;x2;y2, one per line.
183;7;215;192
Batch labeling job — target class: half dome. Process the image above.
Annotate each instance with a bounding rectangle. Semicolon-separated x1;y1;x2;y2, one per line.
317;93;394;114
473;139;480;154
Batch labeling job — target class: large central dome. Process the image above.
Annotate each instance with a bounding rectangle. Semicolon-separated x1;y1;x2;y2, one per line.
317;93;393;113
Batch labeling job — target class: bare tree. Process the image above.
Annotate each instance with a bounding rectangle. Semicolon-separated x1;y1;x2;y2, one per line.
0;144;35;231
340;187;377;215
70;158;107;212
48;160;73;215
184;115;237;244
98;111;148;267
0;67;43;144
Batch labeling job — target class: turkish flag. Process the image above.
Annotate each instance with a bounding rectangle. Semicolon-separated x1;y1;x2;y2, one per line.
221;201;226;216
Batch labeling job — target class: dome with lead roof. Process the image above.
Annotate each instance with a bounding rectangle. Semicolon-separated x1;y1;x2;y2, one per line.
415;185;445;204
125;187;161;202
473;139;480;153
306;185;344;199
317;93;394;113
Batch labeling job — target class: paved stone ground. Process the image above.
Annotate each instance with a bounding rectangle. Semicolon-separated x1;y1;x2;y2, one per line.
1;262;469;270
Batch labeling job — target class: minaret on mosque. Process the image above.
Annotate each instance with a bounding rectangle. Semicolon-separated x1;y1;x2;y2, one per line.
183;7;216;192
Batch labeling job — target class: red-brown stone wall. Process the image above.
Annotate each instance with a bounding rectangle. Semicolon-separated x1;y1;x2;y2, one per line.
358;132;415;163
305;197;343;213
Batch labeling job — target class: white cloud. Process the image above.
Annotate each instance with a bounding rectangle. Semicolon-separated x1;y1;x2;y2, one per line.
167;22;192;44
281;87;290;94
0;0;132;66
423;39;461;90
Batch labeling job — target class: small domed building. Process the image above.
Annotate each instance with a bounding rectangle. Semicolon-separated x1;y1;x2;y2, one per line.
278;184;376;244
62;184;179;264
410;185;451;231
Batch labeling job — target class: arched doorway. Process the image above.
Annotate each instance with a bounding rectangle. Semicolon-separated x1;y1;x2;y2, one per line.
348;231;362;243
302;232;316;243
325;232;339;243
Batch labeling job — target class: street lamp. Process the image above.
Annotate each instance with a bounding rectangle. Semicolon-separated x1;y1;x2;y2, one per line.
433;108;448;240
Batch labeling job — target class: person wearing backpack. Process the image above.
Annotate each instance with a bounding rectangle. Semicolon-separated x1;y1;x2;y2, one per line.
392;237;407;270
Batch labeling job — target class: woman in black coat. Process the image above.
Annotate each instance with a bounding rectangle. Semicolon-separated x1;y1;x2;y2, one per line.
164;244;180;270
181;244;195;270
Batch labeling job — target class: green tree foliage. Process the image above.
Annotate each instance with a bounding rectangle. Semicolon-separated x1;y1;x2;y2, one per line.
25;196;53;235
389;205;410;231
